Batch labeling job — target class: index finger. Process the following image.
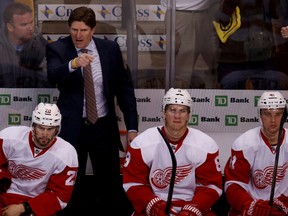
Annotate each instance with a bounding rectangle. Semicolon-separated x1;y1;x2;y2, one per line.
84;54;94;62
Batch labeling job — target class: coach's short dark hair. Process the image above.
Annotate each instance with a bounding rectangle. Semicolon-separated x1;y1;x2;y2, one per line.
68;7;96;29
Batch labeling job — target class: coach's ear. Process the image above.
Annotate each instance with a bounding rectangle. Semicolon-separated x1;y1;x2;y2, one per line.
0;166;12;193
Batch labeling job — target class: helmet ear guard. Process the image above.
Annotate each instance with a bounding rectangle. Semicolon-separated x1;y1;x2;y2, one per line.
32;103;61;127
257;91;287;115
162;88;192;111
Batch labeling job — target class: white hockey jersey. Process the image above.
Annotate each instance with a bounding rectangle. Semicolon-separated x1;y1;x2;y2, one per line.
123;126;222;215
225;126;288;215
0;126;78;216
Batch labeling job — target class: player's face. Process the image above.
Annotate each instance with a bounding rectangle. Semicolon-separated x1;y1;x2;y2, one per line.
69;21;95;49
163;104;190;133
33;124;58;149
260;108;284;137
7;12;34;45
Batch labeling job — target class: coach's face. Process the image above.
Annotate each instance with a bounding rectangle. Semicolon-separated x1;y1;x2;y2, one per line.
69;21;95;49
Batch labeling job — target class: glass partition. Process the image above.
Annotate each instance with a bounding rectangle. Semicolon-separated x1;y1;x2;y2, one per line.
162;0;288;90
37;0;165;88
1;0;288;90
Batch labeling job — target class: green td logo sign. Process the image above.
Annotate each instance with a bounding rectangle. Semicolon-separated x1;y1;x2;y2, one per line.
0;94;11;105
215;95;228;107
38;94;50;103
225;115;238;126
8;114;21;125
189;115;198;126
254;96;260;107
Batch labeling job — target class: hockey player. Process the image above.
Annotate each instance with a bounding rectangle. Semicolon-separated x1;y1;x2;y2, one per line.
224;91;288;216
0;103;78;216
123;88;223;216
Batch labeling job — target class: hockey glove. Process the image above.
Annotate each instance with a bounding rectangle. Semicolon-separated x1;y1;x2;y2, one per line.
242;199;285;216
146;197;167;216
179;204;202;216
274;195;288;215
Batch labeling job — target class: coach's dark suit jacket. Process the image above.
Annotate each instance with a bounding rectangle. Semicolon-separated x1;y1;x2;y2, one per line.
46;36;138;148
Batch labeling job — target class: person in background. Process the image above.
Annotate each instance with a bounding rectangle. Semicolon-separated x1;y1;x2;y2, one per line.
276;0;288;86
281;26;288;38
224;91;288;215
0;0;12;29
123;88;222;215
0;2;52;88
161;0;219;89
0;102;78;216
46;6;138;215
215;0;288;89
280;1;288;41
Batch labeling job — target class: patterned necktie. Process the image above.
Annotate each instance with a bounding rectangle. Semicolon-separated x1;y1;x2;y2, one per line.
81;49;98;124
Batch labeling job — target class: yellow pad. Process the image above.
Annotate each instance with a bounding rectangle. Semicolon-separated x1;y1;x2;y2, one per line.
213;6;241;43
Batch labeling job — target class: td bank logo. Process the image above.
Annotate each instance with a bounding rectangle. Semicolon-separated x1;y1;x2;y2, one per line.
225;115;238;126
38;94;50;103
215;95;228;107
8;114;21;125
189;115;198;126
254;96;260;107
0;94;11;105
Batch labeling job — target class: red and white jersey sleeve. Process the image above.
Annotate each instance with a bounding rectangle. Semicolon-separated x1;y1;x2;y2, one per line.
123;126;223;215
0;126;78;216
224;126;288;214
